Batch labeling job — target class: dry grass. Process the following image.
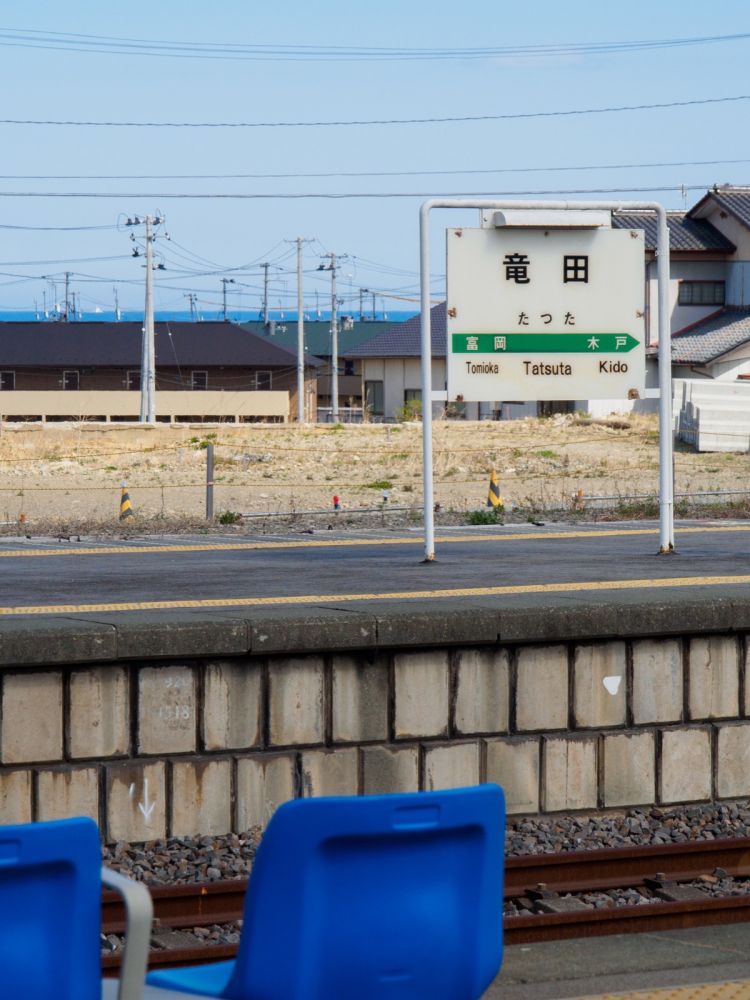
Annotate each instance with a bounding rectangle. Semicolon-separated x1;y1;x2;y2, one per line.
0;414;747;532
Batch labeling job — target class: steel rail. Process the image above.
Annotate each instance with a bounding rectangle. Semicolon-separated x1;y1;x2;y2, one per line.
503;836;750;896
103;943;237;973
504;895;750;945
100;837;750;973
102;878;248;934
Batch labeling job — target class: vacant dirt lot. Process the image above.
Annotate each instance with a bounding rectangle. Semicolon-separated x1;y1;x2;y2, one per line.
0;414;747;532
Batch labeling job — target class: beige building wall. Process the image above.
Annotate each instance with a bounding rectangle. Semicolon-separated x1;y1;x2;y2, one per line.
0;390;289;422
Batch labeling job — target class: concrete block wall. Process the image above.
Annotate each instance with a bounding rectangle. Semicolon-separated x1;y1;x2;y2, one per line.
3;612;750;841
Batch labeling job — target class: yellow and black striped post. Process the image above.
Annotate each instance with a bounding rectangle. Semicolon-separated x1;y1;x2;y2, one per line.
119;481;134;520
487;470;502;510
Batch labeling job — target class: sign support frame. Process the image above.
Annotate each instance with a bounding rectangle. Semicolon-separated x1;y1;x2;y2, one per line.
419;199;673;562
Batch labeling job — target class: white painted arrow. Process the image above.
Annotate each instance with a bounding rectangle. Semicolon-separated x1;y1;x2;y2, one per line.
137;779;156;822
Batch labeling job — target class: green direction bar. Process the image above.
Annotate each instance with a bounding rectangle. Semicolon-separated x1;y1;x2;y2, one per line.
452;333;639;354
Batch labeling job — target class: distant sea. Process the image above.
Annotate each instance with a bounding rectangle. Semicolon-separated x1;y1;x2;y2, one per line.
0;309;416;323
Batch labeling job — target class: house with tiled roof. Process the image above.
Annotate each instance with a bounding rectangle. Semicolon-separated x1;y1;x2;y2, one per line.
348;188;750;420
0;321;322;422
616;188;750;381
241;317;388;417
346;303;541;420
612;209;736;351
665;187;750;380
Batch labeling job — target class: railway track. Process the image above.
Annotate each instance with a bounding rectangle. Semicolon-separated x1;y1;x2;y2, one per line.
101;836;750;973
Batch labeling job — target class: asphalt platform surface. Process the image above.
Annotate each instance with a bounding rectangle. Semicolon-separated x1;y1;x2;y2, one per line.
487;925;750;999
0;518;749;618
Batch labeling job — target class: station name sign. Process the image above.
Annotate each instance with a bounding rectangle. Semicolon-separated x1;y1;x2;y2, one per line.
446;226;646;402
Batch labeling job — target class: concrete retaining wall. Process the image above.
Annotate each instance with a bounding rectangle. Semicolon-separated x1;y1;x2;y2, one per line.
2;599;750;840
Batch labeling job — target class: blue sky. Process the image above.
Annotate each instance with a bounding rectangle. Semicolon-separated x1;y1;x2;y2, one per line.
0;0;749;317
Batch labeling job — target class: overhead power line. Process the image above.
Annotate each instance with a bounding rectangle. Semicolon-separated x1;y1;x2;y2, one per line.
0;222;118;231
0;183;718;201
0;95;746;128
0;27;749;61
0;254;128;266
2;156;750;181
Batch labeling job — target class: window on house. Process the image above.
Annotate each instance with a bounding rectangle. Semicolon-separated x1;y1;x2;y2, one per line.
365;380;384;416
126;370;140;390
404;389;422;403
678;281;726;306
256;371;272;390
62;370;79;390
344;360;355;376
191;371;208;390
0;371;15;391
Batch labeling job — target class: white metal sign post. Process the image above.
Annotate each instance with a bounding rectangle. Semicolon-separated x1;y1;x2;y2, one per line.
419;199;673;562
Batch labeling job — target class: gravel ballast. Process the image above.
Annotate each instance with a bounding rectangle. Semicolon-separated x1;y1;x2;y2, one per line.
101;801;750;887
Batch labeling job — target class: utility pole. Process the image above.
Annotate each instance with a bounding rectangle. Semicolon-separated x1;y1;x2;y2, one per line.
331;261;338;422
359;287;368;322
286;237;314;424
261;262;270;326
185;293;197;322
113;287;121;322
371;291;377;321
221;278;235;322
318;252;346;422
126;214;163;423
63;271;72;322
143;216;156;422
296;238;305;423
47;279;58;318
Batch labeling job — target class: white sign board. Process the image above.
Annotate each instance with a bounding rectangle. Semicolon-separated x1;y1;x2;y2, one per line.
446;226;645;401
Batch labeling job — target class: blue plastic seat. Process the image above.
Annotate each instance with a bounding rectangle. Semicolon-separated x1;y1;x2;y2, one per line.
147;783;505;1000
0;815;157;1000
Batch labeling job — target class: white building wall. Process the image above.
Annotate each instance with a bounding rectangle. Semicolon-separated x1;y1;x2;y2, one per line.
704;343;750;381
361;357;447;419
364;359;385;380
646;259;727;342
382;360;406;418
698;206;750;260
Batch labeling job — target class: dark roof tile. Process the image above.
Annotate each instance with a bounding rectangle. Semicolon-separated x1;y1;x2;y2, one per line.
688;188;750;228
0;321;322;367
345;303;446;358
613;212;735;252
671;308;750;363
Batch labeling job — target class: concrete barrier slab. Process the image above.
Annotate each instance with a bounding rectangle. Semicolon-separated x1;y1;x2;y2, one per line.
0;617;117;666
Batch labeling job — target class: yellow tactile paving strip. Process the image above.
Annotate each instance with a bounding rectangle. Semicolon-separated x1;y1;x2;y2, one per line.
579;981;750;1000
0;573;749;616
0;523;749;559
